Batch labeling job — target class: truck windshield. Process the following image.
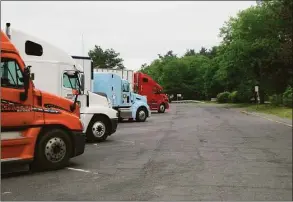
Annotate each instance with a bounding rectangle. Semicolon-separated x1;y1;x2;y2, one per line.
63;71;81;92
0;58;24;88
156;89;165;94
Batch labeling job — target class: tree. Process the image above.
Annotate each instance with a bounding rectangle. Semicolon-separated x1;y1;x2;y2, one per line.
184;49;196;57
139;0;292;104
88;45;125;69
141;63;148;69
158;50;177;60
199;47;208;56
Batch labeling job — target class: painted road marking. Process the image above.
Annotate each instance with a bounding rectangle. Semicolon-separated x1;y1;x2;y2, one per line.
2;192;12;195
66;167;98;175
67;167;91;173
116;140;135;145
93;140;135;146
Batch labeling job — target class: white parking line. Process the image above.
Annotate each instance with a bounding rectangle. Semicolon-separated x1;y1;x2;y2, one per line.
2;192;12;195
116;140;135;145
66;167;98;175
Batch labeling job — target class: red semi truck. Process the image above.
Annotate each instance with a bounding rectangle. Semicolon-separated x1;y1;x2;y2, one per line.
134;72;169;113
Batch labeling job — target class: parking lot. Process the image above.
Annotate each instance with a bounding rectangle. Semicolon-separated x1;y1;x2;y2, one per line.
1;103;292;201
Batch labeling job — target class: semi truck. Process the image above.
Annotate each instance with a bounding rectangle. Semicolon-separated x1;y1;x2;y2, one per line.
134;72;169;113
1;28;85;171
93;68;151;122
8;24;118;142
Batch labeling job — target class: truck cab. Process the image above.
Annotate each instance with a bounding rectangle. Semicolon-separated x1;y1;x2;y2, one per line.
134;72;169;113
9;25;118;142
93;72;151;122
1;28;85;171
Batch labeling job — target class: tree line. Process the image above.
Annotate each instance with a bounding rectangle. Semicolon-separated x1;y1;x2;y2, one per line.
88;0;292;107
139;0;292;106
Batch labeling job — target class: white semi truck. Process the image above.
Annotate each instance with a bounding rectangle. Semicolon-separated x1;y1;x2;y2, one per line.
8;24;118;142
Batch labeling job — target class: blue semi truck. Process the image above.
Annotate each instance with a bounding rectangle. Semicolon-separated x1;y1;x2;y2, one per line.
93;70;151;122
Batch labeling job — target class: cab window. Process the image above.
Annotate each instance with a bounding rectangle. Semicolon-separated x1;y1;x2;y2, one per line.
143;77;148;83
63;73;78;89
122;83;130;92
0;58;24;88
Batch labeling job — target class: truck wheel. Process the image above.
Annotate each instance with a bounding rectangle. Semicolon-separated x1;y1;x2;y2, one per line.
136;107;147;122
158;103;166;113
86;116;110;142
31;128;72;171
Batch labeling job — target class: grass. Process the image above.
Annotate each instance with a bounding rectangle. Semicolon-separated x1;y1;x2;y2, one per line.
222;103;292;119
182;99;292;119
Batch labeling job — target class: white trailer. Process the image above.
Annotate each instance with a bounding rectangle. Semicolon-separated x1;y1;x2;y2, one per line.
9;26;119;142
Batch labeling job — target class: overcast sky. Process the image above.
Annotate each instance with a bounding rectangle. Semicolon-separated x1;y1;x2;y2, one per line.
1;1;255;70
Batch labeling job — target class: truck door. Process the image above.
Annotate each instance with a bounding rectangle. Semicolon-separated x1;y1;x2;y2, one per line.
152;86;162;109
1;54;35;137
122;82;130;105
142;77;156;109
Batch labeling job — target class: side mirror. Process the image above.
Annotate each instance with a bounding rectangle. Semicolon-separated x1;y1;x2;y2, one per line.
20;66;31;101
65;71;75;76
30;73;35;80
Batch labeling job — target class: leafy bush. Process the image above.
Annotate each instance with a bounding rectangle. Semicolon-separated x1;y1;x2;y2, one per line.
282;86;292;108
269;94;283;106
229;91;239;103
217;91;231;103
237;88;253;103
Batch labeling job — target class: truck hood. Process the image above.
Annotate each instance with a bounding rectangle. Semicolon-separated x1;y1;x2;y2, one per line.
132;93;147;104
163;94;169;102
88;91;111;108
38;89;80;117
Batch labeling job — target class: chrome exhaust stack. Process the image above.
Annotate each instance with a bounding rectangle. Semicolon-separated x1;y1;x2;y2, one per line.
6;23;11;39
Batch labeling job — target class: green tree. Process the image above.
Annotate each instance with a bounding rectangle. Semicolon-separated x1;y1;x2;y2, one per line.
88;45;125;69
139;0;292;104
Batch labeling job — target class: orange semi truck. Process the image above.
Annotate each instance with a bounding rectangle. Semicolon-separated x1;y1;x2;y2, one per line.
1;29;86;171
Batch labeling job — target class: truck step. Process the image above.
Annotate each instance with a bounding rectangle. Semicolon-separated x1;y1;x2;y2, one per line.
1;164;30;175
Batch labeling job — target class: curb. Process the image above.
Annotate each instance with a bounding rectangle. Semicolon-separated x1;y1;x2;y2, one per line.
240;110;292;127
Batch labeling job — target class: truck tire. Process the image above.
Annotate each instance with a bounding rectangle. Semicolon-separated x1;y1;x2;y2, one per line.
31;128;72;171
158;103;166;113
136;107;147;122
86;116;110;142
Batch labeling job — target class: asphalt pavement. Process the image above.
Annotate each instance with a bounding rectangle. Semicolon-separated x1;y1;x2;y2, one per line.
1;103;292;200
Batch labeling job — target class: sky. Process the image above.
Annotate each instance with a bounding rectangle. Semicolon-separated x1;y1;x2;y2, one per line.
1;1;256;70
